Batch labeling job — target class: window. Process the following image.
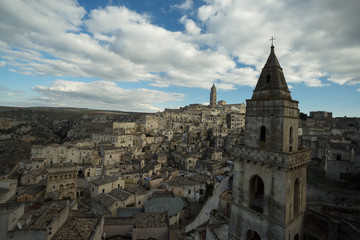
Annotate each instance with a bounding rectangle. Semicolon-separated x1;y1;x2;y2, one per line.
294;234;299;240
92;187;94;192
188;190;191;194
260;126;266;142
336;154;342;160
289;127;293;144
246;230;261;240
249;175;264;213
294;178;300;216
266;74;271;83
138;201;141;205
102;189;105;193
118;184;120;189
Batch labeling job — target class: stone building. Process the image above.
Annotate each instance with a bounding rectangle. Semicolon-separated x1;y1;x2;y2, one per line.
210;84;217;108
46;163;78;200
20;169;47;185
162;176;206;202
0;179;18;203
17;185;45;202
103;212;169;240
228;45;311;240
0;203;25;239
90;175;124;198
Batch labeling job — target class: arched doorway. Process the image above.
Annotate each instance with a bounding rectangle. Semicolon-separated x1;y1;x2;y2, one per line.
246;230;261;240
249;175;264;213
294;234;299;240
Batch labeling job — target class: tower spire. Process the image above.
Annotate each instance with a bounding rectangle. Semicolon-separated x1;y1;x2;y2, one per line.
251;44;291;101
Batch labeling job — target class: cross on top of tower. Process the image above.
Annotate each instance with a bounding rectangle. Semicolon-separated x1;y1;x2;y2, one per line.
270;36;276;47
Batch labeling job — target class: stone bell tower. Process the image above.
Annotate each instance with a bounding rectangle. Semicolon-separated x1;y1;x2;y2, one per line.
228;45;311;240
210;84;217;108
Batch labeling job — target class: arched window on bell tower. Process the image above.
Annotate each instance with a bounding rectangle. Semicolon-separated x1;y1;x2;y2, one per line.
260;126;266;142
294;178;300;217
289;127;293;152
249;175;264;213
266;74;271;83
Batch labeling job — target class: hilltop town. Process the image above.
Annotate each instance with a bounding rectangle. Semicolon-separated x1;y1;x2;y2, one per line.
0;47;360;240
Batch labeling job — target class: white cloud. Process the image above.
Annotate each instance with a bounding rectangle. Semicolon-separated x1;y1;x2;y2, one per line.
196;0;360;87
173;0;194;11
0;0;359;102
180;16;201;35
0;61;4;67
8;92;14;96
32;80;184;112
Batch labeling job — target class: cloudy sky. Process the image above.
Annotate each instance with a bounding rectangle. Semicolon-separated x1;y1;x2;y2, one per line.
0;0;359;116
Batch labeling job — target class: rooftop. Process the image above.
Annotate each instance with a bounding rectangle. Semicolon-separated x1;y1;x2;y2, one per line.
164;176;203;187
110;189;132;201
30;201;68;229
50;217;101;240
144;197;184;216
91;175;119;186
93;193;119;208
133;212;168;228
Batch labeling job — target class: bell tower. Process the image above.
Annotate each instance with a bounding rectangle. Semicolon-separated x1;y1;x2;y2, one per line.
228;45;311;240
210;84;217;108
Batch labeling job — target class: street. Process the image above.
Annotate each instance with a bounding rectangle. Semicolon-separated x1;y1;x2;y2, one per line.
185;176;229;232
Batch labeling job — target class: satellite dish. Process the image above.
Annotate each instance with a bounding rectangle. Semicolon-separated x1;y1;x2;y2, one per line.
17;222;22;229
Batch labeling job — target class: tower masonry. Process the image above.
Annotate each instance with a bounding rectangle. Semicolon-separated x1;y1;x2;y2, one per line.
228;45;311;240
210;84;217;108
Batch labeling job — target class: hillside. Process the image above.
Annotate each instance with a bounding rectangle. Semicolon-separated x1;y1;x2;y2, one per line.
0;106;143;174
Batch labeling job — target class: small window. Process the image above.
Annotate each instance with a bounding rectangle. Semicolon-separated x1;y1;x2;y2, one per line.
336;154;342;160
266;74;271;83
260;126;266;142
102;189;105;193
188;190;191;194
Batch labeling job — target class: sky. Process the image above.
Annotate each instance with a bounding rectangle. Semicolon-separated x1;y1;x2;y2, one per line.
0;0;359;116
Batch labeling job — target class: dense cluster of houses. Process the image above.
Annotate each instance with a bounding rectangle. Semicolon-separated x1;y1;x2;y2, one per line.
0;87;243;239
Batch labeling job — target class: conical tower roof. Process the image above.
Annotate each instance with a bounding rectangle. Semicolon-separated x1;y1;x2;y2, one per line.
251;46;292;100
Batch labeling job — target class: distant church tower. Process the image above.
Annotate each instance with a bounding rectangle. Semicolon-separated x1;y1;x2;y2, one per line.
228;45;311;240
210;84;217;108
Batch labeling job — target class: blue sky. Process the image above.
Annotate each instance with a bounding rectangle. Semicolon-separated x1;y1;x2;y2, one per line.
0;0;359;116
